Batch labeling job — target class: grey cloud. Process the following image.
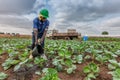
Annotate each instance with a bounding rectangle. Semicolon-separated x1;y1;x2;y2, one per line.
109;23;120;27
48;0;120;35
0;0;35;14
101;17;120;28
0;0;47;34
0;0;120;35
52;0;120;22
50;0;103;21
0;15;32;29
50;0;120;22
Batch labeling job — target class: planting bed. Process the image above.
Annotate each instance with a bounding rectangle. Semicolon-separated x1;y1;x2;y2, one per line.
0;38;120;80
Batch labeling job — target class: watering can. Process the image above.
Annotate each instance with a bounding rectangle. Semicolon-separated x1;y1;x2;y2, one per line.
83;34;88;41
32;44;44;57
31;39;44;58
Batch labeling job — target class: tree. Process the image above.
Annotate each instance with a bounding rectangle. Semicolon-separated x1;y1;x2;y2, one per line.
102;31;109;35
0;32;4;34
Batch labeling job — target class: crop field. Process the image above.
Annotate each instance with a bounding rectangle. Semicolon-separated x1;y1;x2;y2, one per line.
0;38;120;80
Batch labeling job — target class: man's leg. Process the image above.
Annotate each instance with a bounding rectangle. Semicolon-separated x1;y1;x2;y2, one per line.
41;40;44;49
32;32;35;50
40;40;47;60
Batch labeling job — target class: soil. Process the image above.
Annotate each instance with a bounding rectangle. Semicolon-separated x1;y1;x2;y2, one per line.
96;65;112;80
1;53;120;80
116;56;120;62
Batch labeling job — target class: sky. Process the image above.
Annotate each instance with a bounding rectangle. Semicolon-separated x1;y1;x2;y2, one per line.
0;0;120;35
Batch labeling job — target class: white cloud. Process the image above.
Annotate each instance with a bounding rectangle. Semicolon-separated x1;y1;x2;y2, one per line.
101;17;120;27
0;24;31;34
0;14;25;20
92;16;120;35
23;13;37;21
22;0;47;21
0;0;35;14
0;14;32;27
0;0;120;35
48;0;120;35
33;0;45;9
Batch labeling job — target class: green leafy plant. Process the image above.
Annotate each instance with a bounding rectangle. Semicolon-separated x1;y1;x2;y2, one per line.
2;58;20;70
73;55;83;64
34;57;46;67
40;68;60;80
0;72;8;80
85;47;102;60
18;49;30;61
108;68;120;80
8;51;19;58
0;48;3;55
95;54;110;64
52;58;63;71
108;59;120;70
83;62;100;80
58;48;72;59
66;65;76;74
35;71;41;75
115;50;120;56
14;59;31;71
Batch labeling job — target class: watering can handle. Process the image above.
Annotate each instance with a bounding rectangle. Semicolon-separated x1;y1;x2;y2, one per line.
37;39;42;45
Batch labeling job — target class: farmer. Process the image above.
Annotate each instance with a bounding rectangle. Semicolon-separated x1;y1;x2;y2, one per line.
31;9;49;56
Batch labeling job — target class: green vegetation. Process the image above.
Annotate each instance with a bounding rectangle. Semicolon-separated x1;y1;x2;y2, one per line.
109;69;120;80
102;31;109;35
87;37;120;41
83;63;100;80
0;72;8;80
40;68;60;80
0;38;120;79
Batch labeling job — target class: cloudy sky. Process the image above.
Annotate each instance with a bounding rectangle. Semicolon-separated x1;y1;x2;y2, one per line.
0;0;120;35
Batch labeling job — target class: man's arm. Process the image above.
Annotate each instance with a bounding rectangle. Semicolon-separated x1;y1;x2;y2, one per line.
33;28;38;45
40;27;48;43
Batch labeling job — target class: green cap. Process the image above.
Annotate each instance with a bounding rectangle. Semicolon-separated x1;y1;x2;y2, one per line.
40;9;49;18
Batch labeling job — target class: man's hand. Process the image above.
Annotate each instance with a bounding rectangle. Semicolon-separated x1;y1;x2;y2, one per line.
40;38;44;43
38;38;44;45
